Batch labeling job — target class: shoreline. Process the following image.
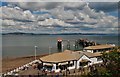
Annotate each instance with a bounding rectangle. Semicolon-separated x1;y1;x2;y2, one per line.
2;54;48;73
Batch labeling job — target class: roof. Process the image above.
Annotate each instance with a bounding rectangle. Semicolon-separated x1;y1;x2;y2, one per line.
40;50;103;63
84;52;102;57
40;50;83;63
77;51;102;58
84;44;115;50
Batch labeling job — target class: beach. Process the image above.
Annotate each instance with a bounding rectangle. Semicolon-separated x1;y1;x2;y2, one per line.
2;54;48;73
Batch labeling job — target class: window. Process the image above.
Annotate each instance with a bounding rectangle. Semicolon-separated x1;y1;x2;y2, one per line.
97;57;102;61
56;63;58;69
93;50;97;53
68;61;74;67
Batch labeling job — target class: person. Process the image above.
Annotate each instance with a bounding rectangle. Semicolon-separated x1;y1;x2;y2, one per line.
67;69;70;74
37;63;43;70
66;68;69;74
82;67;85;74
29;75;31;77
37;71;39;76
63;73;65;76
56;73;59;77
45;71;47;76
79;67;82;72
74;69;75;73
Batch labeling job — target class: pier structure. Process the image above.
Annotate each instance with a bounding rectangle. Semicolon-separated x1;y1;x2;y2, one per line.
66;40;70;50
57;38;62;52
57;39;80;51
77;38;98;47
57;38;100;52
75;40;79;49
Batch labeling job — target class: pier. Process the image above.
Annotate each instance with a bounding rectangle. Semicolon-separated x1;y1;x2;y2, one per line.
57;38;99;51
77;38;99;47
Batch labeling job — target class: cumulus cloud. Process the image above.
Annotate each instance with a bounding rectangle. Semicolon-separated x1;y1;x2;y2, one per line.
1;6;36;21
50;7;75;21
7;1;118;12
1;2;118;34
37;13;52;21
38;18;73;27
8;2;61;11
89;2;118;12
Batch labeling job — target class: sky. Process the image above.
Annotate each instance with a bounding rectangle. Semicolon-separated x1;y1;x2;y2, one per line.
0;0;119;34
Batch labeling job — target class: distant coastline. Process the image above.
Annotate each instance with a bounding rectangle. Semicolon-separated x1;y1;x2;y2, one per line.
1;32;119;36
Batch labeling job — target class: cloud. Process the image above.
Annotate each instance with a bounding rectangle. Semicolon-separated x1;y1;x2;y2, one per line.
1;2;118;34
63;2;87;10
37;18;73;27
50;7;75;21
8;2;61;11
1;6;35;21
8;2;87;11
89;2;118;12
37;13;52;21
2;19;16;26
7;1;119;12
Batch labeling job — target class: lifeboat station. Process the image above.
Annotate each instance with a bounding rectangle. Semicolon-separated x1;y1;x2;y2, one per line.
39;44;115;73
40;50;102;72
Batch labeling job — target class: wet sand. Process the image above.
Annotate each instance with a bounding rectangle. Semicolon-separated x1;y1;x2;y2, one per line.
2;54;48;73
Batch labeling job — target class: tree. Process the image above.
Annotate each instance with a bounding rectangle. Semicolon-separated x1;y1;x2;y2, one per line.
87;47;120;77
102;48;120;77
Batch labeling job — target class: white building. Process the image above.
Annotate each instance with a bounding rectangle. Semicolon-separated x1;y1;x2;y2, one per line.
77;51;103;65
40;50;102;73
83;44;115;53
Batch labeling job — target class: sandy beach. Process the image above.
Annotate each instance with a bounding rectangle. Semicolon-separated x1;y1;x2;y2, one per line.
2;54;48;73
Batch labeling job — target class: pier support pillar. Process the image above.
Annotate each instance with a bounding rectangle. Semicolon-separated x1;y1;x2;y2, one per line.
57;39;62;52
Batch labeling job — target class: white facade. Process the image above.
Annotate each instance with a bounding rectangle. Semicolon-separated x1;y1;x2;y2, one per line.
84;50;93;53
68;61;76;70
89;57;103;65
68;65;75;70
84;44;115;53
42;53;103;73
76;55;91;69
43;61;76;72
43;55;103;72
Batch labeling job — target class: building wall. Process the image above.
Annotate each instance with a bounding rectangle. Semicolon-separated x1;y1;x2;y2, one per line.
52;64;56;71
68;61;76;70
90;57;103;65
77;55;91;69
90;57;97;64
52;61;76;72
85;50;93;53
42;56;103;72
77;55;103;68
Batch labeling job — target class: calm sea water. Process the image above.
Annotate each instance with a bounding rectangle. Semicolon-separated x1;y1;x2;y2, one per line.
2;34;119;58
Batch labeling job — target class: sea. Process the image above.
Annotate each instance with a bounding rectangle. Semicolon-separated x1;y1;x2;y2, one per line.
2;34;120;58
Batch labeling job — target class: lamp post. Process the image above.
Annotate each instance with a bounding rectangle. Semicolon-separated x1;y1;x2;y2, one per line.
73;44;77;70
62;43;64;52
34;46;37;60
49;46;52;54
73;44;75;51
67;40;70;50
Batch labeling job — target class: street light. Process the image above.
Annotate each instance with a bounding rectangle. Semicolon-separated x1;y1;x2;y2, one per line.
34;46;38;60
73;44;75;51
49;46;52;54
62;43;64;52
